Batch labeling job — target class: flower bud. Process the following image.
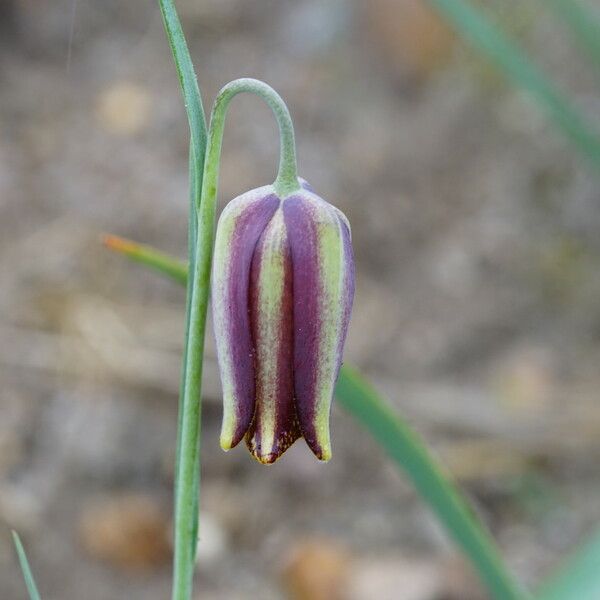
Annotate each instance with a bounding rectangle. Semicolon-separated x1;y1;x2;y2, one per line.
212;181;354;463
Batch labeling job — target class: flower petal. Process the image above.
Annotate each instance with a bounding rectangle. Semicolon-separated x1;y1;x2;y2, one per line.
246;209;300;463
212;187;280;450
283;193;355;461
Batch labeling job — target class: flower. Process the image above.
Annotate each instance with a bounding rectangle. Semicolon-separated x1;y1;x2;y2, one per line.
212;180;354;463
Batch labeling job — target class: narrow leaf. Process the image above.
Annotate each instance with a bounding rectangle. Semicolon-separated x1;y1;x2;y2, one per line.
12;532;41;600
335;365;529;600
429;0;600;165
103;234;187;285
536;528;600;600
157;0;206;181
157;0;208;573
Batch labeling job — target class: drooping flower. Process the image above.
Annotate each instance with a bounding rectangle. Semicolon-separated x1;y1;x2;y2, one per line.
211;180;354;463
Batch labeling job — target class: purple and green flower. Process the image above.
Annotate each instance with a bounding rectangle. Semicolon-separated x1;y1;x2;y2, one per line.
212;182;354;463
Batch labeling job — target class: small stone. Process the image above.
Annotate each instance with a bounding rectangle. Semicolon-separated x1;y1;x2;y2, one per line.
366;0;454;79
493;345;555;411
96;82;152;136
348;555;443;600
78;493;171;571
281;538;351;600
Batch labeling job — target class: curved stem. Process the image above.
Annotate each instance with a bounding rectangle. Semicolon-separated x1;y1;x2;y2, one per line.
201;78;300;201
172;77;300;600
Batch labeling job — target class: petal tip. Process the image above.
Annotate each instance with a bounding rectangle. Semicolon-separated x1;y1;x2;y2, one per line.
318;448;332;462
219;436;233;451
246;430;301;465
310;442;332;462
304;424;332;462
220;424;245;451
250;451;279;465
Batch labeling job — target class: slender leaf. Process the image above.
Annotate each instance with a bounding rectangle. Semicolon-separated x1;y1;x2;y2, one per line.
12;532;41;600
545;0;600;68
536;528;600;600
103;238;529;600
157;0;206;177
157;0;208;578
428;0;600;165
335;366;529;600
103;234;187;285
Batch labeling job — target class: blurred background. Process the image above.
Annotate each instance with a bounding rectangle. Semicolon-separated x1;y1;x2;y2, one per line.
1;1;600;598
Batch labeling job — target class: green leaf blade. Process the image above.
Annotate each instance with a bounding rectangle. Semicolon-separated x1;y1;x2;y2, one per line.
335;365;529;600
537;528;600;600
103;234;188;284
157;0;207;181
12;532;42;600
429;0;600;166
156;0;208;591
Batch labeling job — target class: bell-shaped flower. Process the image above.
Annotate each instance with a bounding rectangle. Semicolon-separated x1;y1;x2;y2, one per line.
212;181;354;463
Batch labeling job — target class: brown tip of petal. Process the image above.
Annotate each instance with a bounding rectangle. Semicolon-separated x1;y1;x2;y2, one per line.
251;451;279;465
245;428;301;465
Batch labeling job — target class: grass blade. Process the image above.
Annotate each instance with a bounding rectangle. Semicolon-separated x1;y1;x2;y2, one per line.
536;528;600;600
157;0;208;591
12;532;41;600
103;235;187;282
103;238;529;600
545;0;600;68
103;234;187;284
157;0;206;177
335;365;529;600
429;0;600;165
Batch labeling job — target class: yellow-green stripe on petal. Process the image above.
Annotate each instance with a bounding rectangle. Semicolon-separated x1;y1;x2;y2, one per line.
246;209;300;463
283;192;355;461
212;186;279;450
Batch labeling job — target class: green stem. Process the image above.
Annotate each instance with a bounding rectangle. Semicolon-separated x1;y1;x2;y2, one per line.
172;77;300;600
207;78;300;200
157;0;207;597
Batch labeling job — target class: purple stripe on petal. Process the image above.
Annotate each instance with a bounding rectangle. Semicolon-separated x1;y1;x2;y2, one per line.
284;193;355;461
283;195;324;458
246;213;300;463
212;192;280;449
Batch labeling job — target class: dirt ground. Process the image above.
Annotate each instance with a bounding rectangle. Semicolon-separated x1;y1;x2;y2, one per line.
1;1;600;599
